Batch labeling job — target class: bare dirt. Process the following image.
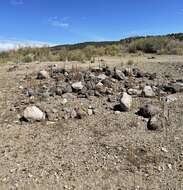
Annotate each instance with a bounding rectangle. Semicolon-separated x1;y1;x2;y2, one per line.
0;55;183;190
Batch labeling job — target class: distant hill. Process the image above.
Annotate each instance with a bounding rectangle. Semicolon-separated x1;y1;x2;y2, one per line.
51;33;183;52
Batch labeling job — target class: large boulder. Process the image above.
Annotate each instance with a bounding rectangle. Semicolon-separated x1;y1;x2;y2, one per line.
37;70;49;80
119;92;132;111
23;106;45;121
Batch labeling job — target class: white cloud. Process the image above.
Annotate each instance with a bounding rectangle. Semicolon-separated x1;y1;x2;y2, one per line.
48;16;70;28
0;40;52;52
10;0;24;6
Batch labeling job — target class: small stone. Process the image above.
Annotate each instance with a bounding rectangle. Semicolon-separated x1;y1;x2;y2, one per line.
88;109;93;116
86;81;96;90
45;109;58;121
105;68;114;76
161;147;168;153
72;82;84;90
96;82;104;88
114;69;126;80
37;70;49;80
143;86;155;97
133;68;144;78
165;94;177;103
61;98;68;105
57;82;72;94
167;164;172;169
95;82;106;94
128;88;142;96
62;93;77;99
19;86;24;90
26;89;35;97
162;82;183;93
55;87;62;96
97;74;107;81
76;108;87;119
114;111;121;115
23;106;45;121
119;92;132;111
107;95;116;102
70;109;77;119
147;115;161;130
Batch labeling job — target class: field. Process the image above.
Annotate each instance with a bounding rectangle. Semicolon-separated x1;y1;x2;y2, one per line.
0;54;183;189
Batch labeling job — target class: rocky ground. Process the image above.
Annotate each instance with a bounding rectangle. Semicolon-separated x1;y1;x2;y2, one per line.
0;57;183;190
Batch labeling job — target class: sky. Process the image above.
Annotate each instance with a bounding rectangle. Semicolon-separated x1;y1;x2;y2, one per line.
0;0;183;50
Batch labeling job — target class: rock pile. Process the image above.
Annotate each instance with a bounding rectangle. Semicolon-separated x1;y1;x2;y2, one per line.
20;65;182;132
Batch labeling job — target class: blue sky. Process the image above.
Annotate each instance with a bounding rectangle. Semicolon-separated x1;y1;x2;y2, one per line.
0;0;183;50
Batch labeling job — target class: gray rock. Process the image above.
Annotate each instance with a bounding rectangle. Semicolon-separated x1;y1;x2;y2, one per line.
97;74;107;81
102;79;113;88
62;93;77;99
61;98;68;105
105;68;114;76
143;86;155;97
76;108;87;119
86;81;96;90
88;109;93;116
72;82;84;90
139;104;160;118
37;70;49;80
164;94;177;103
55;87;63;96
96;82;104;88
23;106;45;121
162;82;183;93
133;68;144;78
57;82;72;94
88;90;95;96
147;116;162;130
95;82;106;94
26;89;35;97
70;109;77;119
124;68;133;77
63;84;72;94
119;92;132;111
107;95;116;102
45;108;58;121
114;69;126;80
128;88;142;96
114;111;121;115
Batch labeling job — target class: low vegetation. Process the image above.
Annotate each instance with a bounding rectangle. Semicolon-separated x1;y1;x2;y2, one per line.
1;33;183;63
